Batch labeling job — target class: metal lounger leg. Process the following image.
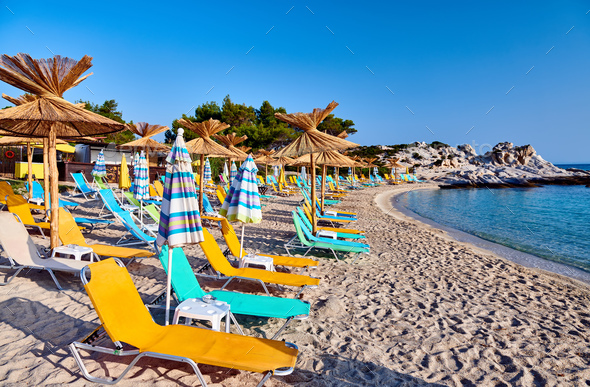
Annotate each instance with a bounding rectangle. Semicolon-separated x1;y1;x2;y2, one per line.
45;268;63;290
0;265;25;286
270;316;294;340
257;372;273;387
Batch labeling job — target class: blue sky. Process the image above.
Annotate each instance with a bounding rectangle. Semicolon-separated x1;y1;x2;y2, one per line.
1;1;589;163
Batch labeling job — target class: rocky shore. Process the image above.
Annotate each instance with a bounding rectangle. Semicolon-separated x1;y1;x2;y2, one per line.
371;141;590;188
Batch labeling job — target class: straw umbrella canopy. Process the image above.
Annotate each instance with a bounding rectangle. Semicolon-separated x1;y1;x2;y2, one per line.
213;132;248;189
156;128;205;325
253;149;275;181
179;118;234;214
364;157;379;179
118;122;171;180
0;53;126;248
273;101;358;233
213;132;249;161
387;158;406;180
237;145;251;153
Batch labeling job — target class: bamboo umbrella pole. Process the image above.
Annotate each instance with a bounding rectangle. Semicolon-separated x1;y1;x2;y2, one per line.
26;143;32;199
199;153;205;215
48;129;59;249
336;166;339;188
310;153;317;234
43;138;49;215
320;164;327;213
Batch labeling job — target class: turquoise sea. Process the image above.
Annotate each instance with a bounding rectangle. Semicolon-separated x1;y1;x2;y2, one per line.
397;184;590;273
555;163;590;171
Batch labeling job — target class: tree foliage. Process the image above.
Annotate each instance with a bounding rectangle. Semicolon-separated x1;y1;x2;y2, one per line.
77;99;136;144
165;95;356;152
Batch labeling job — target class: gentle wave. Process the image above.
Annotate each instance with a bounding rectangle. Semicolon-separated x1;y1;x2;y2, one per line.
397;185;590;272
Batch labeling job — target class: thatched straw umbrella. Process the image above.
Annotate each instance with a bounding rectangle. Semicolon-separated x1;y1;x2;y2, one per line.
118;122;171;180
2;93;77;202
274;101;358;234
364;157;379;178
253;149;275;181
179;118;234;214
237;145;252;153
0;135;68;206
0;53;126;248
213;133;248;189
387;158;406;180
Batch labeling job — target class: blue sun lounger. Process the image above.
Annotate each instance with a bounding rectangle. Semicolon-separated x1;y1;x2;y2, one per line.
70;173;98;200
26;181;79;209
153;245;310;339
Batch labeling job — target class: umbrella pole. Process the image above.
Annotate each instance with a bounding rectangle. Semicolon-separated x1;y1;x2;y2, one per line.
199;154;205;215
310;154;317;234
239;223;245;268
43;138;50;216
27;142;33;199
48;129;59;249
165;245;173;326
321;164;326;213
265;163;268;182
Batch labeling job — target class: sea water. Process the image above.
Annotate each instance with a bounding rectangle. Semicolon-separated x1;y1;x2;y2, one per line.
397;185;590;273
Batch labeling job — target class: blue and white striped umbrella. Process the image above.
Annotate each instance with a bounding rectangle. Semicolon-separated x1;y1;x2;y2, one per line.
156;128;204;325
133;151;150;201
204;157;212;182
273;165;279;177
300;166;306;181
91;149;107;178
373;167;378;176
229;161;237;185
220;155;262;264
132;152;140;179
348;167;352;176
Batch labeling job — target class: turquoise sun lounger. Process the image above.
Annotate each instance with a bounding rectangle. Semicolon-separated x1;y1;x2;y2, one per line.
71;172;98;200
154;245;310;339
285;211;369;262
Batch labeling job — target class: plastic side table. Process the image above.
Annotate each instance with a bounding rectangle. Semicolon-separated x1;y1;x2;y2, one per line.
51;244;96;262
173;298;231;332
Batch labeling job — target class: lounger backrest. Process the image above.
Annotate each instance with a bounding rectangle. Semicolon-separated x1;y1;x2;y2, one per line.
94;177;108;190
218;218;244;257
144;204;160;222
58;208;88;246
293;212;318;242
297;207;314;231
72;173;93;193
99;189;124;214
6;195;36;224
123;191;140;206
199;228;238;275
84;259;163;347
0;212;42;267
291;212;313;247
31;181;45;199
116;211;154;242
153;180;164;197
0;181;14;198
158;245;206;301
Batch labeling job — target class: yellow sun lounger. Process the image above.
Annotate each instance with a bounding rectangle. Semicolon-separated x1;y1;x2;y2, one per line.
58;208;154;262
203;215;318;273
69;258;298;385
199;228;320;297
0;181;45;211
5;194;57;237
153;179;164;197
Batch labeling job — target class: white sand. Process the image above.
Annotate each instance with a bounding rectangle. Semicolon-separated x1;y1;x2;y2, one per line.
1;184;589;386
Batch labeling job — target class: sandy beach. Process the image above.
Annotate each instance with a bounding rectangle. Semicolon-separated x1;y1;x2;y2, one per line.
1;184;590;386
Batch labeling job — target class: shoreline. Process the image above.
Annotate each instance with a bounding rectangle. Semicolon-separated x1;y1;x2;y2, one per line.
374;184;590;287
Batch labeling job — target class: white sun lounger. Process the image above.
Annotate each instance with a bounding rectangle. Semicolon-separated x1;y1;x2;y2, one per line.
0;212;89;290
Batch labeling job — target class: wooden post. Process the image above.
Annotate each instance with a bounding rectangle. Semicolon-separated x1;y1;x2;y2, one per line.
199;153;205;215
27;142;33;199
265;163;268;182
336;166;339;188
310;153;317;234
43;138;50;215
48;129;59;249
320;164;326;213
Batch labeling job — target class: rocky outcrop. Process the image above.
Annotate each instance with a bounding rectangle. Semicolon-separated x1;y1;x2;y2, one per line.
366;141;587;188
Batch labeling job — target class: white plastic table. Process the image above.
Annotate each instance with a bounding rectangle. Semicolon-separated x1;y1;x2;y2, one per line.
241;254;275;271
317;230;337;240
51;244;96;262
173;298;231;332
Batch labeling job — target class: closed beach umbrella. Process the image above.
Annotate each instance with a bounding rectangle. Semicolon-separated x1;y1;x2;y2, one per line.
134;151;150;225
273;165;279;178
278;166;287;187
91;149;107;179
219;154;262;267
204;157;212;183
132;152;140;180
230;161;237;184
301;166;307;181
373;167;378;176
223;161;229;179
119;154;131;200
156;128;204;325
